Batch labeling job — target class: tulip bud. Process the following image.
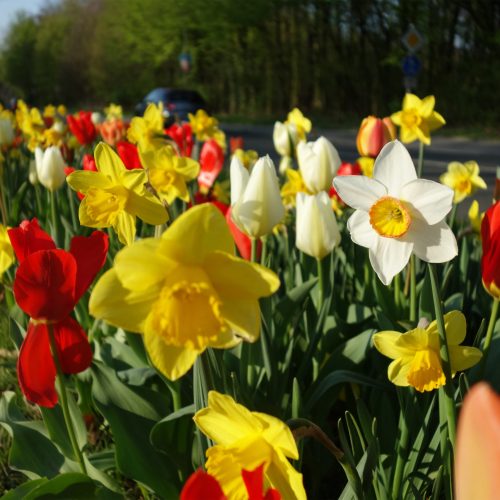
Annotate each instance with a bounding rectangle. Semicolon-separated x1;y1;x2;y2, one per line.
273;121;297;157
28;159;38;185
35;146;66;191
297;137;341;193
0;118;14;147
91;112;103;125
295;191;341;260
356;116;396;158
231;155;285;238
53;120;66;135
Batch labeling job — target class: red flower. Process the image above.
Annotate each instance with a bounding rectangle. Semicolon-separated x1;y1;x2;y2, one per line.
226;207;261;261
8;219;108;407
82;153;97;172
165;123;194;157
198;139;224;191
481;201;500;299
67;111;97;146
193;192;230;216
230;136;244;154
116;141;143;170
242;464;281;500
329;161;362;203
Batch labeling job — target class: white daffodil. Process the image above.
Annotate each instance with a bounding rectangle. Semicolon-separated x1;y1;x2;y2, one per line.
333;140;457;285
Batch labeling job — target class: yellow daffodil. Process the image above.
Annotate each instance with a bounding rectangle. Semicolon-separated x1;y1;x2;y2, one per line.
391;93;445;145
373;311;481;392
194;391;306;500
139;145;200;204
285;108;311;141
440;160;487;203
468;200;484;234
89;204;280;379
67;142;168;245
280;169;311;208
57;104;67;116
127;103;165;152
0;225;14;277
357;156;375;178
43;105;56;118
213;129;227;151
188;109;219;142
104;103;123;120
16;100;45;151
233;148;258;170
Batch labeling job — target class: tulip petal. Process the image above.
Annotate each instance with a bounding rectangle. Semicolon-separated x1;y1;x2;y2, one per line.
14;249;77;321
368;236;413;285
347;210;377;248
53;316;92;374
373;141;417;196
18;322;57;407
69;231;109;302
400;179;453;224
8;219;56;263
180;470;226;500
89;269;156;333
332;176;386;211
405;218;457;263
230;156;249;206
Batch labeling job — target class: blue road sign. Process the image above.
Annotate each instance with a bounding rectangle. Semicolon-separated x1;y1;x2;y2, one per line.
402;54;421;77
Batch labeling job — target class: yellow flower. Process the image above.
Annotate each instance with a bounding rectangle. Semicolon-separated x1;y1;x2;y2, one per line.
357;156;375;178
89;204;280;379
139;145;200;205
440;161;487;204
67;142;168;245
57;105;67;116
104;103;123;120
390;93;445;145
127;103;165;152
213;129;227;151
194;391;306;500
212;180;230;205
188;109;219;142
43;105;56;118
280;169;311;208
16;101;45;151
373;311;481;392
233;148;258;170
0;225;14;277
468;200;484;234
285;108;311;141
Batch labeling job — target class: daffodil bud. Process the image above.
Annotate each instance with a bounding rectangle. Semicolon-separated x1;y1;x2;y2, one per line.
35;146;66;191
296;192;341;260
0;118;14;146
273;121;297;157
297;136;341;193
356;116;396;157
231;155;285;238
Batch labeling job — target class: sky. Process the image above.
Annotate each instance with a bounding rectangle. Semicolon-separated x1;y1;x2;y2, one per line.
0;0;48;43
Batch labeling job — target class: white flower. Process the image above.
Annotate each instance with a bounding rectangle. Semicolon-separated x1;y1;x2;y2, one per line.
296;192;341;260
273;121;298;157
333;140;457;285
35;146;66;192
231;154;285;238
297;136;341;193
91;112;102;125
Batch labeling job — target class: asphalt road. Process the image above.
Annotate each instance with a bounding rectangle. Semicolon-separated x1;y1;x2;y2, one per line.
222;123;499;214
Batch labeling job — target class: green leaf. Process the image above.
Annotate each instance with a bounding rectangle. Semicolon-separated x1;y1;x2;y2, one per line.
3;479;47;499
24;473;96;499
418;268;433;322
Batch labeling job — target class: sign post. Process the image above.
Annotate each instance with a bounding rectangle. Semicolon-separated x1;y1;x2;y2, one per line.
401;24;424;92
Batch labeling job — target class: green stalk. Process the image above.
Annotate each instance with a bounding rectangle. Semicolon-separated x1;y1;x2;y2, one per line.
50;190;60;247
317;257;325;309
391;391;410;500
66;185;78;231
260;236;268;266
480;298;499;373
410;255;417;322
428;263;456;448
47;324;87;474
250;237;258;263
394;272;401;310
417;141;425;178
448;203;457;231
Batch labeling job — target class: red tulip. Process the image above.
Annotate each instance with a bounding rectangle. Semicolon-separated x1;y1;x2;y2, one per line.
165;123;194;157
198;139;224;191
243;464;281;500
8;219;108;407
230;136;244;154
82;153;97;172
481;201;500;299
193;192;230;216
356;116;395;158
67;111;97;146
116;141;142;170
330;161;362;203
180;470;226;500
226;207;261;261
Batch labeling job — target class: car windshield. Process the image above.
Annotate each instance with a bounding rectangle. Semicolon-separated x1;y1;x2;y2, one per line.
145;88;168;102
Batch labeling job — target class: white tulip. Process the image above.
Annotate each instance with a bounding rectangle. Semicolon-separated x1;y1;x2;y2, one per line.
35;146;66;192
296;192;341;260
273;121;298;157
231;155;285;238
297;136;341;193
0;118;14;146
91;112;102;125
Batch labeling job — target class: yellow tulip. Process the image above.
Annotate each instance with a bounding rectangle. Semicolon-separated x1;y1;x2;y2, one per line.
89;204;280;380
67;142;168;245
373;311;481;392
390;93;445;145
127;103;165;152
440;160;487;203
0;225;14;277
468;200;484;234
194;391;307;500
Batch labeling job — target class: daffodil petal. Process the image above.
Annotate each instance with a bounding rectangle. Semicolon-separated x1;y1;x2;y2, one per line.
126;189;169;225
387;358;411;386
266;449;307;500
89;269;155;333
67;170;113;193
113;211;136;246
160;204;234;265
332;176;386;211
221;298;261;342
368;236;413;285
426;310;467;345
373;141;417;197
427;111;446;131
373;331;414;359
79;197;103;228
401;179;453;224
449;345;482;372
390;111;402;126
418;95;435;117
400;126;419;144
402;93;421;110
94;142;124;182
255;413;299;459
347;210;377;248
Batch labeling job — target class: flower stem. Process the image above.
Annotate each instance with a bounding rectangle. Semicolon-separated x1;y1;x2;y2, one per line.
50;190;60;247
391;391;410;500
260;236;268;266
417;141;425;178
410;255;417;322
317;257;325;309
394;272;401;310
480;298;499;372
250;237;258;263
448;203;457;230
46;324;87;475
428;263;456;448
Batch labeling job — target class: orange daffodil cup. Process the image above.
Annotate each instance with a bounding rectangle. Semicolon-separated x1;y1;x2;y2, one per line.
333;141;457;285
89;204;280;380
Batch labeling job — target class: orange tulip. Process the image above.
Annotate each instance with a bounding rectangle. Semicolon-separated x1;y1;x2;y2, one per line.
455;383;500;500
356;116;396;158
99;118;127;146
